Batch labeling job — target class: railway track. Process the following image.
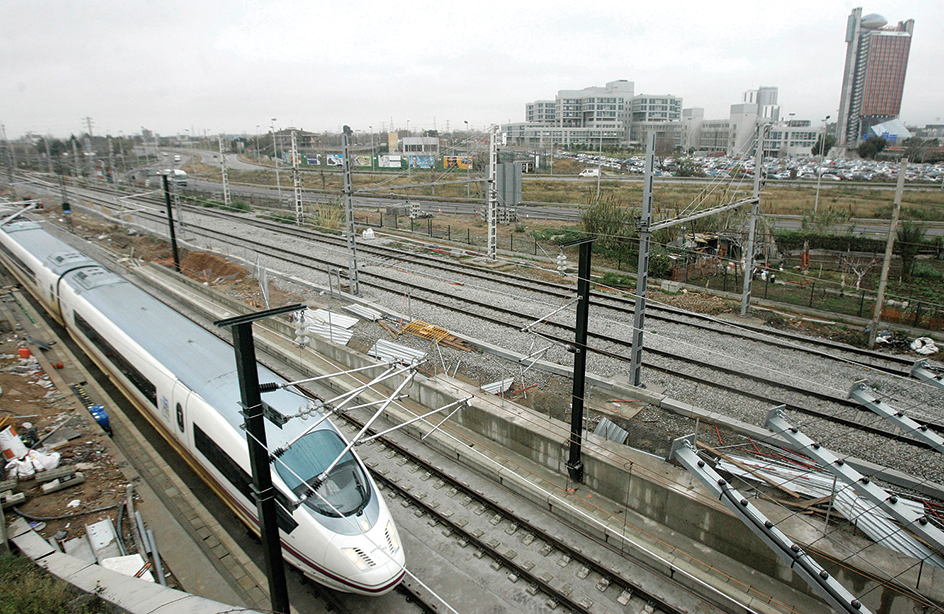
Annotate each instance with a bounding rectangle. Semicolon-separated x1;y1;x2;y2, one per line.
24;180;944;487
20;186;943;612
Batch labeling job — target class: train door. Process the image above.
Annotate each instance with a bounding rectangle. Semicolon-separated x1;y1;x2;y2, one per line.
169;381;193;448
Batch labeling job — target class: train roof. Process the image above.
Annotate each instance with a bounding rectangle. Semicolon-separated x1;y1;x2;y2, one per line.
65;266;313;443
2;222;319;447
2;221;99;275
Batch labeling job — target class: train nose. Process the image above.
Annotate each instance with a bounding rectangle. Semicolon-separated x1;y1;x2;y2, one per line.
333;520;406;593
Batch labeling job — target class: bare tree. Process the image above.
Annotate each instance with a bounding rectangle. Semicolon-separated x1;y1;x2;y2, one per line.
840;254;876;290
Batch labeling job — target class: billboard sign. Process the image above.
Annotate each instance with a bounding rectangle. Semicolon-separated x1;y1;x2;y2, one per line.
409;155;434;169
444;156;472;170
379;154;401;168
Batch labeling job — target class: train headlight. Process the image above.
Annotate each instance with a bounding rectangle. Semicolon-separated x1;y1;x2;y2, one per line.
343;548;370;571
385;521;400;553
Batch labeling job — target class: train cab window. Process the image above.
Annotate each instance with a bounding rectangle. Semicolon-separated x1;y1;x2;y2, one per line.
176;403;185;432
193;424;297;533
73;312;157;407
275;430;371;518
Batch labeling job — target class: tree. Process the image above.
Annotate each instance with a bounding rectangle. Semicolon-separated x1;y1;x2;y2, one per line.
811;134;836;157
902;137;931;163
856;136;887;159
895;220;926;281
581;192;636;256
674;158;701;177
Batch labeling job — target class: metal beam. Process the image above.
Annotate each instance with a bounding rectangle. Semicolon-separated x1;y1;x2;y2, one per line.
911;359;944;392
848;381;944;456
648;197;757;232
766;406;944;557
670;435;874;614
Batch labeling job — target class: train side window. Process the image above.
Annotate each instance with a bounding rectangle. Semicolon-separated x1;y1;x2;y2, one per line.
73;311;157;407
176;403;185;432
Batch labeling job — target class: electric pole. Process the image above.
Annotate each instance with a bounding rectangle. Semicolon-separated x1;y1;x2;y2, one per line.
219;135;232;209
44;137;54;176
868;158;907;349
1;124;13;185
629;132;656;387
341;126;360;295
291;131;302;225
740;124;767;316
486;125;498;260
108;137;116;184
271;119;282;206
71;139;80;186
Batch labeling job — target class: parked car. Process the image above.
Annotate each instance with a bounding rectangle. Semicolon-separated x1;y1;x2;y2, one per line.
578;168;601;178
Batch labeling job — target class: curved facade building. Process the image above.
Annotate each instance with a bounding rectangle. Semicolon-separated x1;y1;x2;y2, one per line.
836;7;914;154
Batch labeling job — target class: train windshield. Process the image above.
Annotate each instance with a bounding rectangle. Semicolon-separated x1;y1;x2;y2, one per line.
275;430;370;517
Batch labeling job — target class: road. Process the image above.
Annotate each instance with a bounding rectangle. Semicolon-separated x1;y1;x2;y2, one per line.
159;150;944;234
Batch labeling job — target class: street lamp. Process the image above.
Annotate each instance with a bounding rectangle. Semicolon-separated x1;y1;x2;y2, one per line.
271;118;282;205
814;115;830;213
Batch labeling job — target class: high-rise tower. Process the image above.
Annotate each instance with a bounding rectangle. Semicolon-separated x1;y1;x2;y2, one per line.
836;8;914;153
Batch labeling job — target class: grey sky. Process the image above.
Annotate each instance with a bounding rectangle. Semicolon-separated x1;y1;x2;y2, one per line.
3;0;942;139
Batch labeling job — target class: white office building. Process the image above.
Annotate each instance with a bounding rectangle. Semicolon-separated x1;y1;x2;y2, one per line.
503;80;635;148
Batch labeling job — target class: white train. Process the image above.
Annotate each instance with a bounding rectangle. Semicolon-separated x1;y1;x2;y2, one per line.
0;213;405;595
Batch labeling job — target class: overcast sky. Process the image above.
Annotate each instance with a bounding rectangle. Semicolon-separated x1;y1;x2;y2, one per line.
2;0;942;140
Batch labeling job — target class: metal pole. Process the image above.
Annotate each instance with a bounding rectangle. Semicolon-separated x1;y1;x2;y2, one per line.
813;115;830;214
868;158;907;348
341;126;360;295
161;174;181;273
629;133;655;387
291;131;302;224
741;124;765;316
566;238;595;483
215;305;304;614
486;125;498;260
271;119;282;205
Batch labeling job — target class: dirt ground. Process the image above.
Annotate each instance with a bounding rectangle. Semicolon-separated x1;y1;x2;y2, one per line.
0;317;128;542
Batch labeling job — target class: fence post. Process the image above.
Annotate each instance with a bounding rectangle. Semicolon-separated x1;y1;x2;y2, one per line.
764;274;769;299
723;267;727;292
914;302;922;327
534;238;537;255
511;234;514;252
809;282;815;308
394;213;398;229
380;212;383;228
859;290;866;317
448;225;451;241
468;228;471;244
428;217;432;237
411;218;414;233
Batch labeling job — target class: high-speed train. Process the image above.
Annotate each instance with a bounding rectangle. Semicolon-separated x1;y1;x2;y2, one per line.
0;212;405;595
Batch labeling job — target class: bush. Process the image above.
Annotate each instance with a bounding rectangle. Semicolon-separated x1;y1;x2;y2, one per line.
649;253;673;278
0;553;116;613
912;261;943;280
